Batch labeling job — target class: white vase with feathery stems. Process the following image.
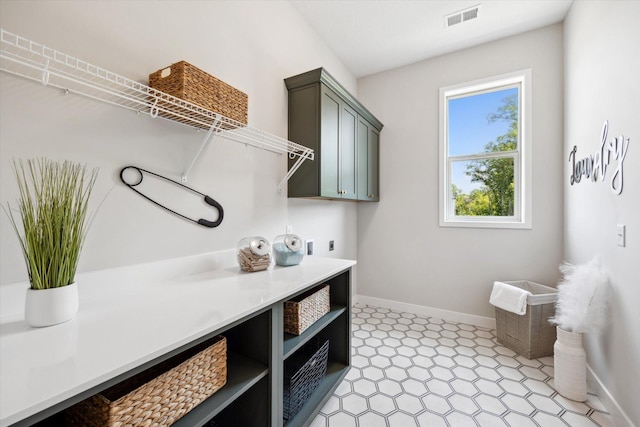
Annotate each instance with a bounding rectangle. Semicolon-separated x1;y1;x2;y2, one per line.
553;326;587;402
550;258;609;403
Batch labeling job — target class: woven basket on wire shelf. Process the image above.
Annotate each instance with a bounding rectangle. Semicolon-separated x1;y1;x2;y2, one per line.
66;335;227;427
149;61;248;126
284;285;330;335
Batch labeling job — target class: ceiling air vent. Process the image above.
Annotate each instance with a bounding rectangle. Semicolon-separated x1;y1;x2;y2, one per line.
445;4;480;28
447;13;463;27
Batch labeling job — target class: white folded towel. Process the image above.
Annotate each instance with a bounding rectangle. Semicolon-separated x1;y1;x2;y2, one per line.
490;281;532;315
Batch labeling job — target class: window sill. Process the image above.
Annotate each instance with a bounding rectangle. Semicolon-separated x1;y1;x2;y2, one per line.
439;218;532;230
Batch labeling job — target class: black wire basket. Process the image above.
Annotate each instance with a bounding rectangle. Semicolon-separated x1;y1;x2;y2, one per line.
283;337;330;420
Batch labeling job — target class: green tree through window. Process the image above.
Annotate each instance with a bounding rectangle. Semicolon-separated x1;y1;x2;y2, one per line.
440;69;530;228
456;94;517;216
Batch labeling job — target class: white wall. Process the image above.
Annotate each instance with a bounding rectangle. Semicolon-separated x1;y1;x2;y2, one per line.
564;2;640;425
0;1;359;285
356;25;565;319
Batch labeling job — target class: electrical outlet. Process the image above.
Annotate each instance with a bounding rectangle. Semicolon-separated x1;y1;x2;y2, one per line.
329;240;335;251
306;239;314;255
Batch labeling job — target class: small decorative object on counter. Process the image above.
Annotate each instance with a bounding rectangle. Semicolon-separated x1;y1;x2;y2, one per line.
273;234;305;267
3;158;98;327
237;236;272;272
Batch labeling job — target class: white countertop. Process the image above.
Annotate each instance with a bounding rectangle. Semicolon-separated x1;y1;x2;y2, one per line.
0;251;355;426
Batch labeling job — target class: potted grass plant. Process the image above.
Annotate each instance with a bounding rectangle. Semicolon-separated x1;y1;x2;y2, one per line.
4;158;98;327
549;257;609;401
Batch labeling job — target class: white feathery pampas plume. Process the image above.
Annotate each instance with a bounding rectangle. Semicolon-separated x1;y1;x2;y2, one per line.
549;257;610;334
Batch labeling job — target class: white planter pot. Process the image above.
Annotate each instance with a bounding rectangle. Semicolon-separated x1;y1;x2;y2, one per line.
25;282;79;327
553;326;587;402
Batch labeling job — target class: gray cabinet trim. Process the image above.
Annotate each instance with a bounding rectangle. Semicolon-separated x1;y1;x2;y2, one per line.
285;68;383;131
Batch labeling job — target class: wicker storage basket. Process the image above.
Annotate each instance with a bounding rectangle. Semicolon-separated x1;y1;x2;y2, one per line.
66;335;227;427
283;337;330;420
149;61;248;124
494;281;558;359
284;285;330;335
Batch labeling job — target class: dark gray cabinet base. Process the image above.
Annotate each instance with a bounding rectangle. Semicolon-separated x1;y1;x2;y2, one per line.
18;268;352;427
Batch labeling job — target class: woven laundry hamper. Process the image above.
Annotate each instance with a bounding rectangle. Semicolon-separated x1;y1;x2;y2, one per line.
494;281;558;359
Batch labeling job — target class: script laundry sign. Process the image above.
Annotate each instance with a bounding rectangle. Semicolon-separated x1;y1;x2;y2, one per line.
568;120;629;195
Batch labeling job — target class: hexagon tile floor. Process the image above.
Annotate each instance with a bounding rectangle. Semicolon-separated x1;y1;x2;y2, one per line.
310;304;616;427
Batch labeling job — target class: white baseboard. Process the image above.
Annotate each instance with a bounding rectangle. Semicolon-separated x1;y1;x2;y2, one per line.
354;294;496;330
587;364;636;427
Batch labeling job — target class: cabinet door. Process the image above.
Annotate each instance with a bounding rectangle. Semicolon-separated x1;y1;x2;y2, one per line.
367;126;380;201
357;117;380;201
320;87;341;198
321;86;357;200
340;103;358;199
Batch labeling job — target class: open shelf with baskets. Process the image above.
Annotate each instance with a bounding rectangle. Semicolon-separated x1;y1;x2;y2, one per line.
0;28;314;188
16;265;352;427
25;308;273;427
283;306;346;359
281;270;352;427
174;308;273;427
173;352;268;427
212;375;271;427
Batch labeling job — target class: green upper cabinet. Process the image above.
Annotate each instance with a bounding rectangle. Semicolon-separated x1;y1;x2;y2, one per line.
285;68;383;201
357;116;380;201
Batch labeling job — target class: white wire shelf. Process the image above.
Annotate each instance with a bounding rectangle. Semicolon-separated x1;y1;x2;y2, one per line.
0;28;313;189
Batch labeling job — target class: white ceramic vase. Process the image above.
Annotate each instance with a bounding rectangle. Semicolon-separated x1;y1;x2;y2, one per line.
553;326;587;402
25;282;79;327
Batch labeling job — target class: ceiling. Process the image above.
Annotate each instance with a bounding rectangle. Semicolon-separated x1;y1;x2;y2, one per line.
290;0;573;78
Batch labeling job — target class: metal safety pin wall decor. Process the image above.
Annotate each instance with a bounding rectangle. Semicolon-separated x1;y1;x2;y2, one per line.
120;166;223;228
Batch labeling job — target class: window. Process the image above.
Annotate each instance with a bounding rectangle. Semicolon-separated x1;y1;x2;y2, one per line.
439;70;532;228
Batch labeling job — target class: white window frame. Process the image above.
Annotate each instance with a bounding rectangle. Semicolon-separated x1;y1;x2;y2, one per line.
439;69;532;229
